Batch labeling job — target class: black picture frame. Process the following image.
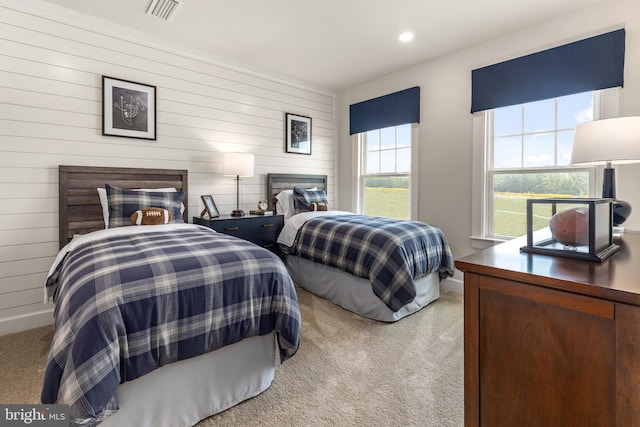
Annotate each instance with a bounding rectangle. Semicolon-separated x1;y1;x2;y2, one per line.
200;195;220;218
285;113;312;155
102;75;156;140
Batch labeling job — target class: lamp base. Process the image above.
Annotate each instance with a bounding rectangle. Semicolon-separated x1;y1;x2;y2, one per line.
230;209;245;217
613;200;631;226
601;168;631;226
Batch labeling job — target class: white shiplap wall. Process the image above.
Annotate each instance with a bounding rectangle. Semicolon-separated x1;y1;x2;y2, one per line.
0;0;336;334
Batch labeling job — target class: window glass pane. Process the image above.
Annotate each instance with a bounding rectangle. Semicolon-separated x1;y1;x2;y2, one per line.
494;105;521;136
366;130;380;151
364;176;409;220
523;133;554;167
366;151;379;174
492;172;590;237
487;91;596;240
380;127;395;149
397;148;411;172
360;124;412;219
558;92;593;129
524;98;555;133
557;130;574;165
494;136;521;168
380;150;395;173
396;124;411;148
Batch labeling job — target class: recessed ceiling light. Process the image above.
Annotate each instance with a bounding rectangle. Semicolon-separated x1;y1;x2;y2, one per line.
399;32;414;42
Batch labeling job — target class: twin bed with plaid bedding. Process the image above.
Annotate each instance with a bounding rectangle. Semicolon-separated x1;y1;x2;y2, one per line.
281;214;454;312
41;224;300;427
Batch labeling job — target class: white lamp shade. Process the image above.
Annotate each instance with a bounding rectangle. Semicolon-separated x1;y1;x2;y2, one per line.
571;117;640;165
222;152;254;177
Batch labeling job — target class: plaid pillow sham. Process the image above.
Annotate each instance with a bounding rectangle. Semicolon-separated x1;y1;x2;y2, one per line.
106;184;185;228
293;187;328;214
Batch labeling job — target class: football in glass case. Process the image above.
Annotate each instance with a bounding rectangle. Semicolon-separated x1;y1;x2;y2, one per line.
520;198;619;262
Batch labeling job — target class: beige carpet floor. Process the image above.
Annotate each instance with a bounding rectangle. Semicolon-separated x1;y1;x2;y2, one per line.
0;287;464;426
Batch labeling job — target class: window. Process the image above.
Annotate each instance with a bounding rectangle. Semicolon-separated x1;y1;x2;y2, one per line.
475;91;603;241
358;124;414;219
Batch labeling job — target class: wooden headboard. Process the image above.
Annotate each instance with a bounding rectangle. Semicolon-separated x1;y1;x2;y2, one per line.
267;173;328;213
59;165;189;248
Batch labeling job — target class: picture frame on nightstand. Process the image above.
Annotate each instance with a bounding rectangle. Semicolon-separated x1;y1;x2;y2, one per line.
200;195;219;218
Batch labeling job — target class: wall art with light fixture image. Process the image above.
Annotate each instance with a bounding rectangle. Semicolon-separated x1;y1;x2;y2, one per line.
285;113;312;155
102;76;156;140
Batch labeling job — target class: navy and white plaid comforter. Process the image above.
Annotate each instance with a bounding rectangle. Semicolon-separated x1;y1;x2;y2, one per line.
41;225;300;427
286;214;454;311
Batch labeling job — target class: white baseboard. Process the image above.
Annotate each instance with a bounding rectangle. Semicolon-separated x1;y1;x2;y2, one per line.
0;308;54;336
440;276;463;294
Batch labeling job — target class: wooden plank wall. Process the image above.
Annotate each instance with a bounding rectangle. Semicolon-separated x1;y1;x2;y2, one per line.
0;0;336;334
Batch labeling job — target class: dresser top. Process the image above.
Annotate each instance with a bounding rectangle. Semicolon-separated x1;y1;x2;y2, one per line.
455;232;640;306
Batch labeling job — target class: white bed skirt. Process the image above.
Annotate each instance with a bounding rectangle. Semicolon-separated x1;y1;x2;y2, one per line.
285;255;440;322
101;333;276;427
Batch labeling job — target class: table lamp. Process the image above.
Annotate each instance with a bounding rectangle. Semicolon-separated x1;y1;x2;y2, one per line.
571;117;640;228
223;152;254;217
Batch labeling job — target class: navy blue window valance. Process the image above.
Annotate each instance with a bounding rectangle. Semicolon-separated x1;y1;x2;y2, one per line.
349;86;420;135
471;29;625;113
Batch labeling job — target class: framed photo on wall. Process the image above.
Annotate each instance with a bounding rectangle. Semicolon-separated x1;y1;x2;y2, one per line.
102;76;156;140
285;113;312;155
200;195;220;218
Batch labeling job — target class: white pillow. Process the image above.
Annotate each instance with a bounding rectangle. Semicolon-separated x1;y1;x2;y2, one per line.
97;187;184;229
275;190;294;218
275;188;317;219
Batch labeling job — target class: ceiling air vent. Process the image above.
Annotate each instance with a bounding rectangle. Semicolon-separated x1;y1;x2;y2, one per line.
146;0;183;22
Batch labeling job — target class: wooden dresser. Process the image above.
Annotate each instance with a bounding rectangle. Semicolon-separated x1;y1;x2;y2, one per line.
455;234;640;427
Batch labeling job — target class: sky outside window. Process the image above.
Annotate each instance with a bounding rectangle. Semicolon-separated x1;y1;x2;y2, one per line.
365;124;411;174
493;92;594;168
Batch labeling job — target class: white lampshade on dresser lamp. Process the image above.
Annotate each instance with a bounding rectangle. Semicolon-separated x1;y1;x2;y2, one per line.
223;152;254;217
571;117;640;231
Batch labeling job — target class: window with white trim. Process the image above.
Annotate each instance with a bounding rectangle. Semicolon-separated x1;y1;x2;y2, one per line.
473;91;607;241
357;124;415;219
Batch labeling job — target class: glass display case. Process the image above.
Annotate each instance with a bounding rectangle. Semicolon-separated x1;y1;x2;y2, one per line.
520;198;619;262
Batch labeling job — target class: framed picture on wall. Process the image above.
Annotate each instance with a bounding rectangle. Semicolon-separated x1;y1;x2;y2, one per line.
200;195;220;218
102;76;156;140
285;113;312;155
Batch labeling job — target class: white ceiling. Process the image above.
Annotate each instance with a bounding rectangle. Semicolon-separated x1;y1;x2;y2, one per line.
41;0;606;91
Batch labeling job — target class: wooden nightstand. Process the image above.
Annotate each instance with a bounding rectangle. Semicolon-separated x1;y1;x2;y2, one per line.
193;214;284;254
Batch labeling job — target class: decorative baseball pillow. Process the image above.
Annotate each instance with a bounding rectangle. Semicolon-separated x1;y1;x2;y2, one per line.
130;208;173;225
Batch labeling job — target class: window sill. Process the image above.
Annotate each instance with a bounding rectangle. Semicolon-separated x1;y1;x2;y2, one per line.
470;235;508;250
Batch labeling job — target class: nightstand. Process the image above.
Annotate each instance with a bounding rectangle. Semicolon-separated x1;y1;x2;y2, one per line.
193;214;284;254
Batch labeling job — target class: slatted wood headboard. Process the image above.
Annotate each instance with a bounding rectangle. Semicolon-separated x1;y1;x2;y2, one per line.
59;165;189;248
267;173;327;213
